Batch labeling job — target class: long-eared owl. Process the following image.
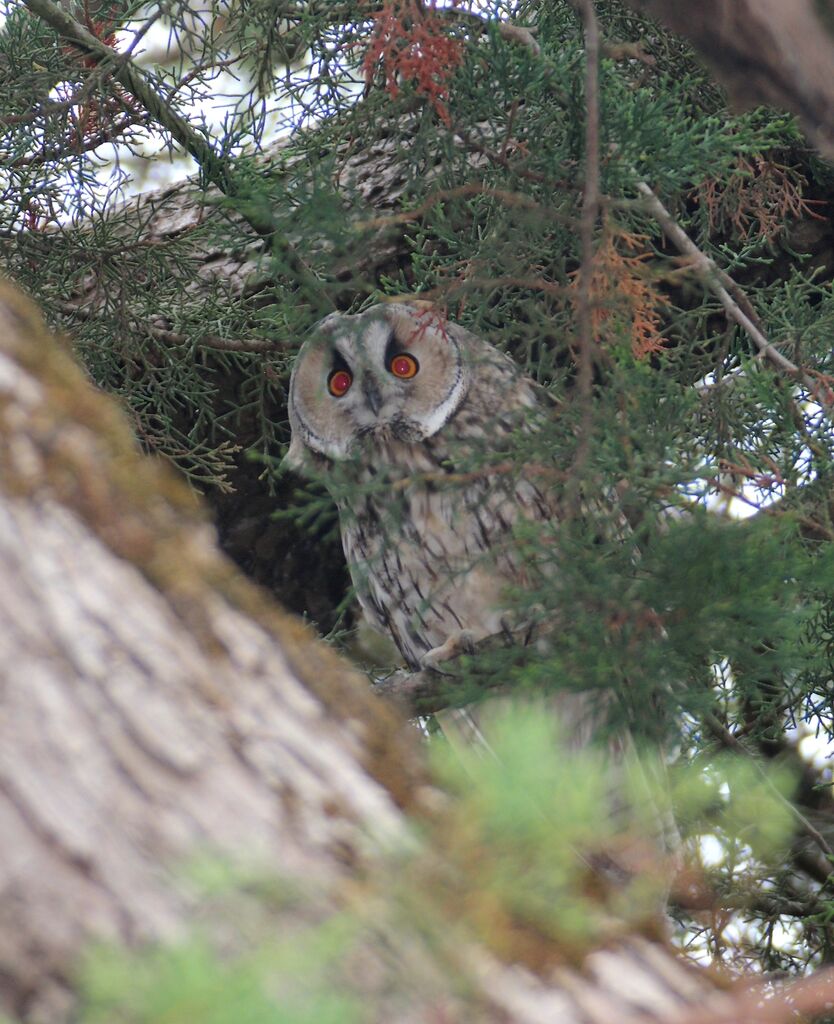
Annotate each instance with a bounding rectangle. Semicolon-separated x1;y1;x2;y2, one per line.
286;307;676;866
284;302;556;673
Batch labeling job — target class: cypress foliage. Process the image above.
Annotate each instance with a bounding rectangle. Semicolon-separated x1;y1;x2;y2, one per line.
3;0;834;975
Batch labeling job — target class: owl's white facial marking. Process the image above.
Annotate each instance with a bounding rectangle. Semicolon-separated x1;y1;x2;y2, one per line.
287;304;471;466
416;348;467;438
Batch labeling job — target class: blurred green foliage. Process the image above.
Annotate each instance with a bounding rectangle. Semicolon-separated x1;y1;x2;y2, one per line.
68;708;798;1021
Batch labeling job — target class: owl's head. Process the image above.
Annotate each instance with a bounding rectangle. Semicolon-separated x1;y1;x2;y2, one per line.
284;303;470;468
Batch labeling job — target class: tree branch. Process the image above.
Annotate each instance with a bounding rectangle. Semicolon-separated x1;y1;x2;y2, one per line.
563;0;602;510
20;0;331;313
622;0;834;162
667;965;834;1024
705;714;830;859
635;179;833;412
574;0;601;400
22;0;227;186
441;7;541;57
57;302;284;354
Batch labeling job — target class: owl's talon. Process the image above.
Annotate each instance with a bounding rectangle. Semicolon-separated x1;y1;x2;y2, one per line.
420;630;476;673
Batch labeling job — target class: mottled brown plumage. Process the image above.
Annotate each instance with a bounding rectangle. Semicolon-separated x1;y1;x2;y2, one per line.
284;302;554;671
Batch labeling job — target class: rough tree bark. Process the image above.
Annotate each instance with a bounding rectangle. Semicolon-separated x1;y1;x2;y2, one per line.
0;278;772;1024
622;0;834;161
0;277;420;1020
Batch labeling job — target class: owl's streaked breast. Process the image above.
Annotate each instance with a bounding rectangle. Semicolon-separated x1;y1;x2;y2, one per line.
337;435;550;669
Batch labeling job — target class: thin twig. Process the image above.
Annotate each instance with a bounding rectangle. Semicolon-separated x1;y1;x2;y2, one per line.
390;276;571;306
565;0;601;510
500;99;520;160
58;303;282;354
387;460;564;493
123;5;164;57
440;8;541;56
355;183;577;232
9;115;148;169
451;121;574;187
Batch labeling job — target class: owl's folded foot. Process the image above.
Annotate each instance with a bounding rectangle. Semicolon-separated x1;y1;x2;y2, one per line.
419;630;476;673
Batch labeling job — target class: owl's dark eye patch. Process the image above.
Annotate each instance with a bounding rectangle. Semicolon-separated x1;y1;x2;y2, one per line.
330;347;351;374
384;328;410;367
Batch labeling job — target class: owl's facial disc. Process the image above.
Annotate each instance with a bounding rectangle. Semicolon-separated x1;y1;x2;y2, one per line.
287;304;469;465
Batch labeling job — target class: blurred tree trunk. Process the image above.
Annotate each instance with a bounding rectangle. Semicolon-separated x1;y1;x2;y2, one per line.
0;279;415;1020
0;279;748;1023
623;0;834;159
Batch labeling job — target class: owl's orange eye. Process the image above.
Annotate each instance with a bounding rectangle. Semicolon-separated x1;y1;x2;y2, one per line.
389;353;419;379
328;369;352;397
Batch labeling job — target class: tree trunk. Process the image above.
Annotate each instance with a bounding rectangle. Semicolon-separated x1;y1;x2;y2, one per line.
0;278;416;1019
623;0;834;160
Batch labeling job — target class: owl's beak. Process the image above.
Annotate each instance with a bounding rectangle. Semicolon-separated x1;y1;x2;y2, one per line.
362;377;383;416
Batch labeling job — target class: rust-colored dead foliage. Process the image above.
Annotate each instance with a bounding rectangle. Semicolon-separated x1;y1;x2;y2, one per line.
570;225;667;360
362;0;465;125
57;2;141;159
693;155;823;242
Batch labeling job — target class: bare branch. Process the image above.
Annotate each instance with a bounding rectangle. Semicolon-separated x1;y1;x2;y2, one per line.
666;966;834;1024
574;0;601;402
57;303;284;355
442;8;542;57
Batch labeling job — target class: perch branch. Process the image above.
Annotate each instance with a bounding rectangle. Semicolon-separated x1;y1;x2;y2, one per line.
373;630;525;715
